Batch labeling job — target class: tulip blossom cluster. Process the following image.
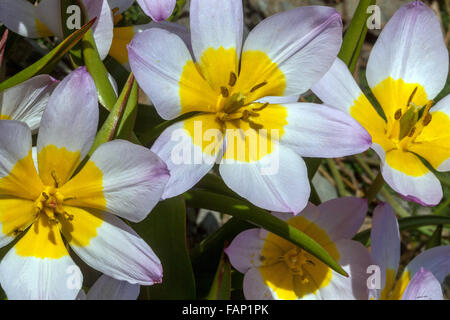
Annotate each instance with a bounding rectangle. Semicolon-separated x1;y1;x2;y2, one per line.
0;0;448;301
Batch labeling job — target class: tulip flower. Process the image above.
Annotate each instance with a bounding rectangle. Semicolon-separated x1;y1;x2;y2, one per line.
128;0;371;213
225;198;372;299
0;0;114;59
0;67;170;299
313;1;450;206
369;203;449;300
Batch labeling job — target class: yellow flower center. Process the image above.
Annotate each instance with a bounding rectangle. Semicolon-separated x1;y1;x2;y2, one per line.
214;72;271;130
258;216;339;299
386;87;434;152
33;171;74;225
281;247;315;284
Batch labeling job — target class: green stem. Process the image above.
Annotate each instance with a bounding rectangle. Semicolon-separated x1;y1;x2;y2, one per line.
366;171;384;203
326;158;349;197
354;155;409;217
338;0;376;71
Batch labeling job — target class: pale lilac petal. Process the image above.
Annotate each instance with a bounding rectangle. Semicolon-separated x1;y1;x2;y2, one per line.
405;246;450;284
219;144;309;214
63;208;163;286
190;0;243;62
87;275;140;300
315;197;368;241
312;58;363;114
151;116;224;199
127;28;196;120
402;268;444;300
373;145;443;206
0;75;58;131
367;1;448;100
0;0;40;38
280;103;371;158
318;239;372;300
225;229;266;274
37;67;98;183
243;6;342;95
61;140;170;223
370;203;400;297
137;0;176;22
83;0;114;60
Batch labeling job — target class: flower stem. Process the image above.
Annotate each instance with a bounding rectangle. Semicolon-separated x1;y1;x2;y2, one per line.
326;159;350;197
366;171;384;203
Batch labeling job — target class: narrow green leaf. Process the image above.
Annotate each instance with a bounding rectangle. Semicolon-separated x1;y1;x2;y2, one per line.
61;0;87;67
206;251;232;300
338;0;376;73
132;196;196;299
190;218;254;271
0;18;96;91
184;190;348;277
426;225;443;249
354;215;450;245
82;29;117;110
89;72;137;155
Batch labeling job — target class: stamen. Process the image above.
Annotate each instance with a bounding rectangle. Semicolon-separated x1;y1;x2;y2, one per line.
51;170;60;188
64;212;74;221
394;109;402;120
423;113;432;126
408;127;416;137
220;86;229;98
250;81;268;93
407;87;418;107
244;118;264;130
252;102;269;112
42;192;49;200
229;72;237;87
306;260;315;266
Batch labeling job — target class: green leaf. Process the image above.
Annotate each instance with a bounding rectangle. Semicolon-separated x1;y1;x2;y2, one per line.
206;251;232;300
426;225;443;249
338;0;376;73
61;0;87;67
190;218;253;272
89;72;138;155
0;18;96;91
82;29;117;111
132;196;196;299
354;215;450;245
184;190;348;277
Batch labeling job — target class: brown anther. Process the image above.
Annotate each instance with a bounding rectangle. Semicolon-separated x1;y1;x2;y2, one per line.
407;86;418;106
306;260;315;266
64;212;74;221
220;86;229;98
246;119;264;130
42;192;49;200
13;228;23;236
229;72;237;87
250;81;268;93
51;170;59;188
394;109;402;120
252;102;269;112
423;114;432;126
408;127;416;137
